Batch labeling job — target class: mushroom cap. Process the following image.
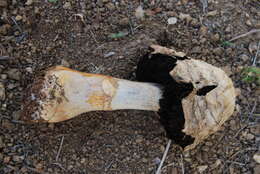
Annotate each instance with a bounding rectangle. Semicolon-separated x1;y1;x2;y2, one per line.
171;59;236;150
151;45;236;151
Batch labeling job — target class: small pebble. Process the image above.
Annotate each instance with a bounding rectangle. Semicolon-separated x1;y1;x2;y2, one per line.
207;10;218;16
254;165;260;174
153;157;161;165
6;69;21;80
104;52;115;58
248;42;258;54
197;165;208;173
12;110;21;120
213;47;224;56
15;15;23;21
0;24;11;35
0;136;4;148
25;0;33;5
253;153;260;164
246;19;252;26
12;155;24;162
167;17;177;25
119;17;129;26
0;82;5;101
211;33;220;42
25;67;33;73
135;5;144;20
63;2;72;9
4;156;10;163
1;74;7;80
225;26;231;33
106;2;115;11
61;59;70;67
179;13;192;23
0;0;7;7
240;54;250;61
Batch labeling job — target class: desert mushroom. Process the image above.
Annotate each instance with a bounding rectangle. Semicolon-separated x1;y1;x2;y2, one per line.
21;45;236;151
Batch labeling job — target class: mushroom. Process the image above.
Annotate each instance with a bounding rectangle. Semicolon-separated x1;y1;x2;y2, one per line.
21;45;236;150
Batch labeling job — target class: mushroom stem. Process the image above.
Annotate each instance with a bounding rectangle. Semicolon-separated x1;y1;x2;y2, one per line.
22;66;162;123
111;79;162;111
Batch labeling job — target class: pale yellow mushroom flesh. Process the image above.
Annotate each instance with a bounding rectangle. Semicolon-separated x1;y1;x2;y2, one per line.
21;66;162;123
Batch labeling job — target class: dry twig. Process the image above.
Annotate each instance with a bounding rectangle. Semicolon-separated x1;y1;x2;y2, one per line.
181;154;185;174
228;29;260;42
200;0;208;13
155;140;172;174
55;136;64;161
252;41;260;66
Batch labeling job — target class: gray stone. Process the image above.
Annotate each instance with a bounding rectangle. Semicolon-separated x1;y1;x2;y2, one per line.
6;69;21;80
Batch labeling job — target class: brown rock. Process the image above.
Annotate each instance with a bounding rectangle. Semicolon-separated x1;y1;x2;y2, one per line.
12;110;21;120
171;167;179;174
254;165;260;174
229;167;235;174
6;69;21;80
119;17;129;26
2;120;15;130
250;125;260;135
181;0;188;5
0;136;4;148
191;46;201;53
179;13;192;23
13;155;24;162
0;24;11;35
4;156;10;163
242;131;255;140
213;47;224;56
106;2;115;11
221;66;232;76
0;82;5;100
240;54;250;61
197;165;208;173
0;0;7;7
61;59;70;67
249;42;258;54
211;33;220;42
225;26;231;33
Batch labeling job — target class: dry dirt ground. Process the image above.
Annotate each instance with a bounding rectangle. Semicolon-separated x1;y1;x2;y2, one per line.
0;0;260;174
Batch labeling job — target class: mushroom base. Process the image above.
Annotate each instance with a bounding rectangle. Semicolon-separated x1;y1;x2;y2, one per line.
136;51;195;148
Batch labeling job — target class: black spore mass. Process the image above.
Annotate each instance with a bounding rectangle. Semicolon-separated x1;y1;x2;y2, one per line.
136;50;195;148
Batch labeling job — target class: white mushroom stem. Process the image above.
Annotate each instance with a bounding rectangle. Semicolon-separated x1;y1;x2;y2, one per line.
27;66;162;122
